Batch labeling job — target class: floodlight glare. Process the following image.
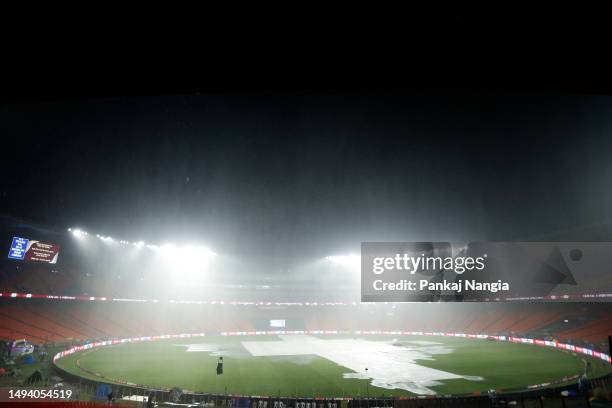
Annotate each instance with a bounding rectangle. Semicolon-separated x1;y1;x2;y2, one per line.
325;254;360;268
155;244;217;280
159;243;176;256
72;229;85;238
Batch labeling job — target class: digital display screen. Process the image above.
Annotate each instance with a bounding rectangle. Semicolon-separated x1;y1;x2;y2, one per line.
7;237;60;264
270;319;286;328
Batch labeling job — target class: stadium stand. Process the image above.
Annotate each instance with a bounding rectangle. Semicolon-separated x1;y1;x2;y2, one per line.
559;313;612;343
0;299;609;352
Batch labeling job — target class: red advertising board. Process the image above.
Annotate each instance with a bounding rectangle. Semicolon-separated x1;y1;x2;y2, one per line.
24;240;60;264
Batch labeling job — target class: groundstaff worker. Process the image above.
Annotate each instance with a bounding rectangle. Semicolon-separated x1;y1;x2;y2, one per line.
216;356;224;375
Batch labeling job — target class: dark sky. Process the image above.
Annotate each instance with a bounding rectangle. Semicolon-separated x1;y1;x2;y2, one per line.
2;91;612;258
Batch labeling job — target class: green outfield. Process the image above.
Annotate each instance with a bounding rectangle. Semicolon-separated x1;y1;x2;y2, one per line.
55;335;612;397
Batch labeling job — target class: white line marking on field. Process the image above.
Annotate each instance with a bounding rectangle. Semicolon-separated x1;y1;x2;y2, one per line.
241;335;482;395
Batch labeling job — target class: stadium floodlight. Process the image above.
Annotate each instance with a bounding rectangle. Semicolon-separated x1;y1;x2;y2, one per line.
157;244;216;260
71;229;86;238
325;254;360;267
135;241;145;248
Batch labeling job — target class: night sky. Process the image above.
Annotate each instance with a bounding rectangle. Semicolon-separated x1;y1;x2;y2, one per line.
2;91;612;259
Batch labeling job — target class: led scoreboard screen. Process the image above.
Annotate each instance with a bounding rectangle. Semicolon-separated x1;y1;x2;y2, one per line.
270;320;286;328
7;237;60;264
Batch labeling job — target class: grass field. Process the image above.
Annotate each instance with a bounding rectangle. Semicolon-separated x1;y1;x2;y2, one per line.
55;335;612;397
